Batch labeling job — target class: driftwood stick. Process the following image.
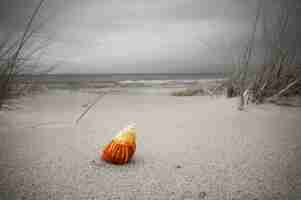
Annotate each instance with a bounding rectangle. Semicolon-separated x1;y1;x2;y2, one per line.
23;121;71;129
75;92;107;124
210;85;220;95
273;78;300;98
205;88;214;96
260;81;267;91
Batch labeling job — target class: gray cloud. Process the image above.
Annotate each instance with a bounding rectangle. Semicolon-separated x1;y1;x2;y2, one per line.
0;0;299;73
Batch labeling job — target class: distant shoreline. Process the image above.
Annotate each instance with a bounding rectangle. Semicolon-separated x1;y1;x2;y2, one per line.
16;72;227;75
15;73;226;83
13;75;227;96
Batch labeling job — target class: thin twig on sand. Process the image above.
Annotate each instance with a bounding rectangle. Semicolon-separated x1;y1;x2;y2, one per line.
75;91;108;124
23;121;72;129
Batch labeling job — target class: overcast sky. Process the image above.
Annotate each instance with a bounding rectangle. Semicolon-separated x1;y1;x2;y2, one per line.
0;0;299;73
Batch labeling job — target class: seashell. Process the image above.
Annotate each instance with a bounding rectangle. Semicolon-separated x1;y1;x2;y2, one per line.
101;124;137;164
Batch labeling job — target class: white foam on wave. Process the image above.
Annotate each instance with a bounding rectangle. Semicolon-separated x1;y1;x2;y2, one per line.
118;79;203;85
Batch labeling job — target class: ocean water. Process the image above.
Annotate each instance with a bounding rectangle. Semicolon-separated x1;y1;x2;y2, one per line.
17;73;225;82
16;73;226;95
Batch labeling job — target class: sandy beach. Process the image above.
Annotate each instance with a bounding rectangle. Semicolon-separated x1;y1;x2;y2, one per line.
1;0;300;198
0;88;301;200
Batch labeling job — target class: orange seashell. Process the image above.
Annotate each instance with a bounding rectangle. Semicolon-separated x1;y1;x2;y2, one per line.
101;124;136;165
